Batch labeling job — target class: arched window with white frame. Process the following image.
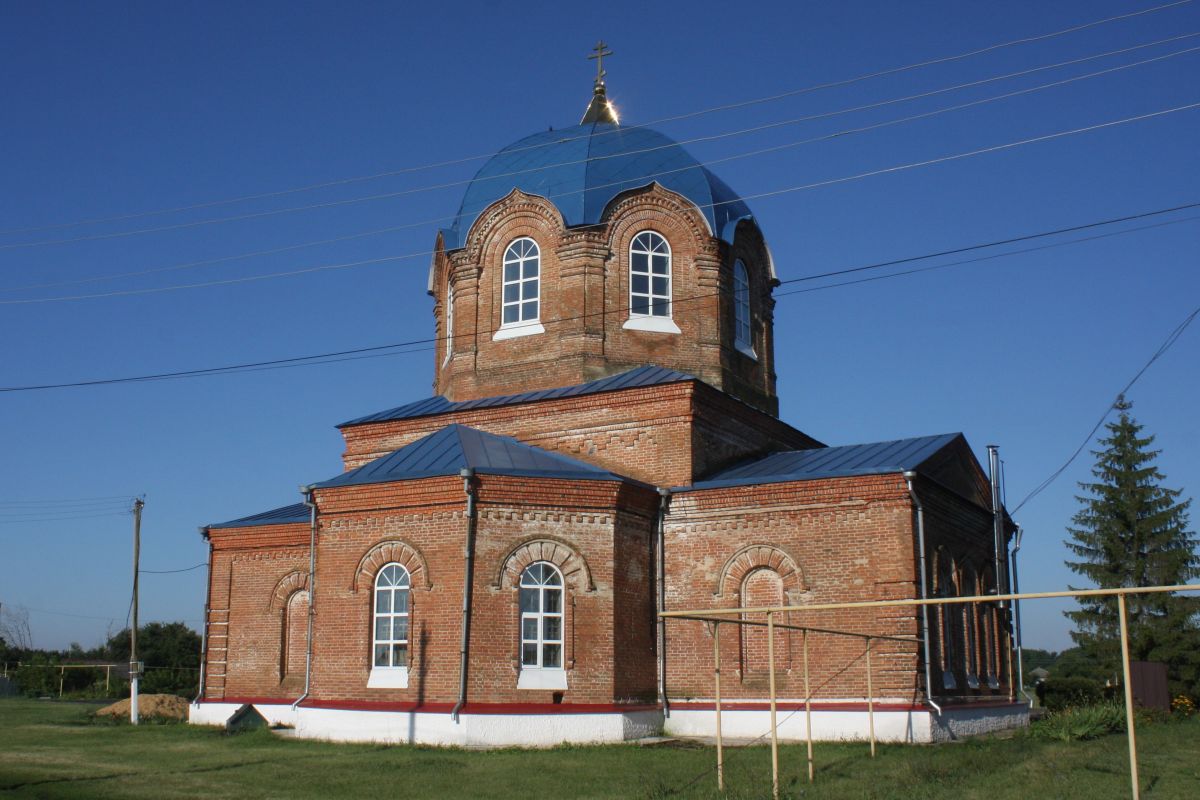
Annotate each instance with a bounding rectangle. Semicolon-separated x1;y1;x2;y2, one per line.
500;237;540;328
517;562;567;689
630;231;671;317
733;260;753;355
368;563;410;688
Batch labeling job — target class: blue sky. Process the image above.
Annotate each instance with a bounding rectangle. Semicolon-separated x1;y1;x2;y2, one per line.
1;0;1196;653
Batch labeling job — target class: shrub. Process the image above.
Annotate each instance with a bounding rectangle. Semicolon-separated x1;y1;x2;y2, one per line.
1037;676;1103;712
1032;703;1126;742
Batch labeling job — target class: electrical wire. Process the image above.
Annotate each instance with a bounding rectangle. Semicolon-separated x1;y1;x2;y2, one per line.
5;41;1197;254
4;101;1198;307
0;200;1193;393
6;32;1196;296
776;215;1200;298
1012;302;1200;513
140;563;207;575
0;0;1189;238
0;511;130;524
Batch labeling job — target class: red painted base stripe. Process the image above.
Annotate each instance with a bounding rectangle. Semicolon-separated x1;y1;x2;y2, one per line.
668;700;1028;713
200;697;297;706
297;699;660;715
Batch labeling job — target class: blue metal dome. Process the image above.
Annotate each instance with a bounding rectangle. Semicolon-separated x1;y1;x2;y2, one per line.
440;122;753;251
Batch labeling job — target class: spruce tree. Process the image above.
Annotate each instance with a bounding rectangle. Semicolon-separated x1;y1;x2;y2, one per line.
1065;397;1200;698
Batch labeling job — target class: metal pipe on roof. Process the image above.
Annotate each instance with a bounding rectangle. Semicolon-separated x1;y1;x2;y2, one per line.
452;467;478;723
292;488;317;712
903;471;942;717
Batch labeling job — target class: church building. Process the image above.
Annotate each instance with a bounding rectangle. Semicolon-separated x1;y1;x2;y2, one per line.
190;55;1028;745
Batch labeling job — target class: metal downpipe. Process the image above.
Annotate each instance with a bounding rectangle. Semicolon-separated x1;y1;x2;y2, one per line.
293;488;318;711
987;446;1007;603
1011;526;1034;706
452;467;478;723
191;534;213;705
903;471;942;716
656;488;671;716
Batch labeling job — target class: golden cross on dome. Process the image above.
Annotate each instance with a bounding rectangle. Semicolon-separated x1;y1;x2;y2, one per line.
588;40;613;87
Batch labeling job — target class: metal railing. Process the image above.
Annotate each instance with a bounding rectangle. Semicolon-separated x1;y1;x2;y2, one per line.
661;583;1200;800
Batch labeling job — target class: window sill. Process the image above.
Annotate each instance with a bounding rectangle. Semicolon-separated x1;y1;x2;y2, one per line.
734;340;758;361
367;667;409;689
493;321;545;341
623;316;681;334
517;669;568;690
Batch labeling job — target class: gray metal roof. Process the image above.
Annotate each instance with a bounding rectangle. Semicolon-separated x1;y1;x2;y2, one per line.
340;365;694;427
681;433;963;491
207;502;310;530
314;424;633;489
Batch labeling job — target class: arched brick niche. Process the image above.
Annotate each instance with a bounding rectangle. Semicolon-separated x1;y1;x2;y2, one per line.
267;570;310;612
714;543;806;601
351;540;432;592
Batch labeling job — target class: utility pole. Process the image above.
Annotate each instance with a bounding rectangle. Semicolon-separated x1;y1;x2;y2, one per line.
130;498;144;725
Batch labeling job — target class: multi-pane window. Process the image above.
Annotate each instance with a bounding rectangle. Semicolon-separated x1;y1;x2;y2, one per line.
630;231;671;318
733;260;751;348
519;562;563;669
502;238;540;325
373;564;410;668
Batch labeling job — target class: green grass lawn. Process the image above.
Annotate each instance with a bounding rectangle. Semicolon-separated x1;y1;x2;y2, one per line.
0;699;1197;799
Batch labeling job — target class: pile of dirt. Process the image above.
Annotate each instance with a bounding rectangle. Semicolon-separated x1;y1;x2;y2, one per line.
95;694;190;720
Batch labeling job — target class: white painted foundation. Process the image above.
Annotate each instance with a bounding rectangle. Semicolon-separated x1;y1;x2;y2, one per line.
189;701;1026;746
189;701;298;728
665;701;1028;744
190;703;661;746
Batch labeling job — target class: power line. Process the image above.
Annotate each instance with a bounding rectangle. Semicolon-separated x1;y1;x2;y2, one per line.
0;495;139;507
6;35;1195;298
0;200;1193;393
777;214;1200;297
1012;302;1200;513
0;511;130;525
5;101;1198;307
140;562;207;575
1;0;1189;238
5;41;1197;255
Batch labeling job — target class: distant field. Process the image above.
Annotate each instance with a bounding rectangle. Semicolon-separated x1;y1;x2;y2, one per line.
0;699;1197;799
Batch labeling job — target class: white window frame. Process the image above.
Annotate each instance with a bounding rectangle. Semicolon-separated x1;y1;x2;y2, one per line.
443;284;454;365
733;260;756;359
623;231;680;334
494;237;545;340
368;563;410;689
516;562;568;690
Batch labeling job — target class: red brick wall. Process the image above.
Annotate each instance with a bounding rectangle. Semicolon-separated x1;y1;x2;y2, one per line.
663;475;923;702
339;381;819;488
199;475;658;708
920;477;1012;699
202;523;309;701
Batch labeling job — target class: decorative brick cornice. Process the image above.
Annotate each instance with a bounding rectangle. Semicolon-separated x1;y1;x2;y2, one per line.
351;539;433;592
494;536;595;592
